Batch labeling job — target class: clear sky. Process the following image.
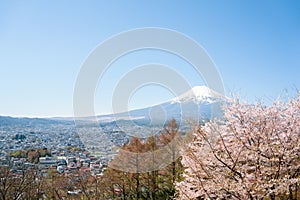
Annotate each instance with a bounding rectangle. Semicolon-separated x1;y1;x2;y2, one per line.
0;1;299;117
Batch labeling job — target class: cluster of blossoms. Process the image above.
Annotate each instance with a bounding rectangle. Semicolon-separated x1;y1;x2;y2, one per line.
177;95;300;199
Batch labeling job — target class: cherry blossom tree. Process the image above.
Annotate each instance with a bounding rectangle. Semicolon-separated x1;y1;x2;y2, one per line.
177;95;300;200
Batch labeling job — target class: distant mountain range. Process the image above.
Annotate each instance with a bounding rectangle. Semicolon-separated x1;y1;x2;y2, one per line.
0;86;227;128
0;115;73;127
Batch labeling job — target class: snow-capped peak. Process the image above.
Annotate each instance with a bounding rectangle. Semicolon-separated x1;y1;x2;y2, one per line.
171;86;225;104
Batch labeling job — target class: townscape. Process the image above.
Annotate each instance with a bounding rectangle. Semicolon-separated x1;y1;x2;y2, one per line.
0;116;186;199
0;117;129;184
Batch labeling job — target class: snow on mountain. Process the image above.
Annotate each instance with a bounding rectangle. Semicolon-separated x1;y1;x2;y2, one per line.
171;86;226;104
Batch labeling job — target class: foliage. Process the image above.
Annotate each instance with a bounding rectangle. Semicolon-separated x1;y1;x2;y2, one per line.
0;166;42;200
102;119;185;199
8;148;51;163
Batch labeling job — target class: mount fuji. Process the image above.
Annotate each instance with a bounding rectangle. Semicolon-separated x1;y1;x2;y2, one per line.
97;86;227;125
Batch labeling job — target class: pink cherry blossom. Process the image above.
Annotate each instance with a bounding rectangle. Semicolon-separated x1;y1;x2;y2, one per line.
176;95;300;199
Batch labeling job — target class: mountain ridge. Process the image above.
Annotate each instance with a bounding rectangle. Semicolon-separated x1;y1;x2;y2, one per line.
0;86;227;124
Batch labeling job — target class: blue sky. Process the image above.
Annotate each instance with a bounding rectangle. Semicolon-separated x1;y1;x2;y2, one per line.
0;1;299;117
